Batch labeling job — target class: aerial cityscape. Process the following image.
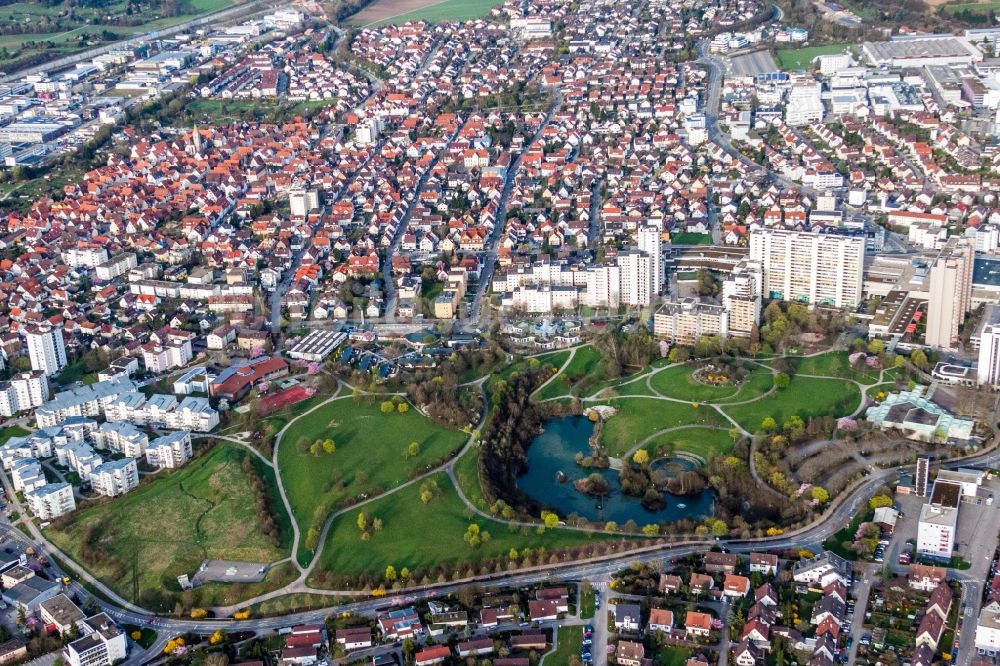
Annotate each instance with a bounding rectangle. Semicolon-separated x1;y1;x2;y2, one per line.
0;0;997;663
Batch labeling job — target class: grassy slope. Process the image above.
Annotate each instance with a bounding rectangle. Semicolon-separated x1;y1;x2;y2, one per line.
312;472;621;581
639;426;735;461
46;444;289;603
535;346;603;400
597;398;726;457
648;364;774;403
277;397;467;549
787;350;880;383
722;376;861;433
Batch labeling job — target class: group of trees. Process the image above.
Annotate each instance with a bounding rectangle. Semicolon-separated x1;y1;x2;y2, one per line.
240;455;283;548
307;438;337;456
592;326;660;378
355;510;384;542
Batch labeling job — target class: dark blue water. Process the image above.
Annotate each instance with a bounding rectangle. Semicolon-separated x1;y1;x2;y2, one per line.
517;416;714;524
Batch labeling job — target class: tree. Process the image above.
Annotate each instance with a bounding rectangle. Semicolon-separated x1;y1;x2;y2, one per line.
632;449;650;466
384;565;397;582
407;442;420;458
774;372;790;390
356;512;368;531
911;349;928;370
209;630;226;645
761;416;777;432
309;441;322;456
811;486;830;503
710;519;728;537
205;654;229;666
397;402;409;413
867;339;885;355
305;527;320;550
322;439;336;454
542;511;559;528
380;400;395;413
667;347;690;363
869;495;893;510
641;523;660;536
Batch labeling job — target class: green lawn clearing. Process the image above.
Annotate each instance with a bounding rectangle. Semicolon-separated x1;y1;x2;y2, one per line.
940;0;1000;15
311;473;622;583
639;426;735;463
721;376;861;433
580;584;596;619
656;646;695;666
277;397;467;563
0;424;30;445
648;364;773;403
45;444;291;610
596;398;726;457
668;232;713;245
543;625;582;665
787;351;880;383
535;346;604;400
775;44;853;70
452;445;488;511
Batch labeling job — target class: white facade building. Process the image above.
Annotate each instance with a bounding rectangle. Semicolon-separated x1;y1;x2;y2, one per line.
25;482;76;520
89;458;139;497
64;614;127;666
749;229;864;308
23;324;67;376
0;371;49;417
145;430;193;469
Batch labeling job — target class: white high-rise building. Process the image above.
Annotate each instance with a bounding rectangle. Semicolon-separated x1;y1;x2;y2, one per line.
89;458;139;497
722;259;763;337
23;324;67;376
926;237;974;350
582;265;621;309
979;306;1000;386
617;251;654;307
637;225;663;296
749;229;864;309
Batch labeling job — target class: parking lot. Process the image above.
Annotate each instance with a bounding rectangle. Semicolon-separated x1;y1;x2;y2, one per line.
727;50;779;77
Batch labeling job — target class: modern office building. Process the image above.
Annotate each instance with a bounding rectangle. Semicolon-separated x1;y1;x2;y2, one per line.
917;480;962;561
64;614;127;666
926;237;974;350
749;229;864;309
23;324;67;376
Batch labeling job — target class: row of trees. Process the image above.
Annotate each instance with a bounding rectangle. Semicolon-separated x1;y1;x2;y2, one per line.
241;455;283;548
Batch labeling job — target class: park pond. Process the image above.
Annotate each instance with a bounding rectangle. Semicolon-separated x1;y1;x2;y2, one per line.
517;415;714;524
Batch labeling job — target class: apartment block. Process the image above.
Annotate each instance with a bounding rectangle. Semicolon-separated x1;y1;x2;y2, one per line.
722;259;763;337
25;482;76;520
145;430;193;469
653;299;729;345
926;237;974;350
749;228;864;309
0;371;49;417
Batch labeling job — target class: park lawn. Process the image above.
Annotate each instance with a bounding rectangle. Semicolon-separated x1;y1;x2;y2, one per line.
775;43;853;70
597;398;726;457
312;473;620;581
610;375;656;397
580;584;596;619
668;232;712;245
535;346;604;400
45;444;289;607
0;424;30;445
649;364;741;403
640;426;734;463
453;445;488;511
788;351;880;383
718;366;775;403
721;376;861;434
543;625;583;665
369;0;500;26
867;383;896;399
277;397;467;559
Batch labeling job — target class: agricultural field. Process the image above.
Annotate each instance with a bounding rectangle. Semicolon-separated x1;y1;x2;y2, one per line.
774;43;853;70
45;444;291;609
276;396;467;561
348;0;500;26
311;472;622;583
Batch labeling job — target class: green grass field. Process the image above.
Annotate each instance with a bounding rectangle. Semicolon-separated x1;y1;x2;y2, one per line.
940;0;1000;14
364;0;500;26
648;364;773;404
787;351;880;383
0;424;30;445
721;376;861;433
277;397;467;561
542;625;581;665
535;346;604;400
312;472;620;582
46;444;291;607
668;232;713;245
775;44;853;70
452;445;488;511
640;426;734;462
597;398;726;457
656;646;695;666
